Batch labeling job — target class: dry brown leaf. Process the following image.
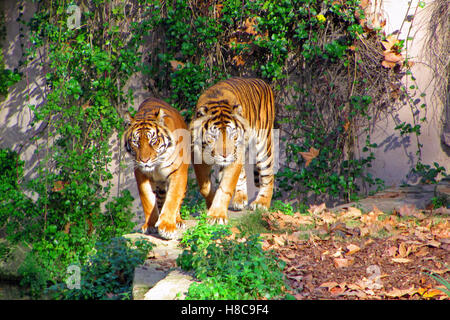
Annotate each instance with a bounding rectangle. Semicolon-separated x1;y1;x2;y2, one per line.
387;246;398;257
329;286;345;295
426;240;441;248
243;17;258;35
346;243;361;255
359;226;370;237
63;222;72;234
319;281;339;289
169;60;184;71
398;242;408;257
419;288;446;299
232;55;245;66
52;180;68;192
391;257;411;263
308;203;326;215
398;204;417;217
299;147;320;167
339;207;362;220
334;257;354;268
384;285;416;298
332;247;343;258
381;34;399;51
319;211;337;225
415;246;429;257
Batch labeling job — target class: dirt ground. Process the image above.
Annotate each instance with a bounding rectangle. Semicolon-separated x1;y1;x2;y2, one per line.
259;203;449;300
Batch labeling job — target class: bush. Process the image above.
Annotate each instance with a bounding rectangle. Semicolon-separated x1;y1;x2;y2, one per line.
49;237;153;300
177;215;289;299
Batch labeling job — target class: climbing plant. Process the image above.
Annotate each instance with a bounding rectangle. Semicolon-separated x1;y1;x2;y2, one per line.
0;0;161;294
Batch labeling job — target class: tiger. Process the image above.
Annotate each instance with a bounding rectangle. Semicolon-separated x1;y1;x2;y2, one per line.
124;98;189;240
190;77;275;224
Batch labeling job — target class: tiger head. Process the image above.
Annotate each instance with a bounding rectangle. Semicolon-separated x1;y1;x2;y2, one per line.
191;102;248;166
124;109;174;174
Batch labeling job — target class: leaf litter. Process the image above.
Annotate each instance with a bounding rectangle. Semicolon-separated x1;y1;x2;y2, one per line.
260;203;449;300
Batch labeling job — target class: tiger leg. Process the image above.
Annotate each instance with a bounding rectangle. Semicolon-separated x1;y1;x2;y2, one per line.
229;166;248;210
193;163;215;208
207;162;242;224
250;144;274;210
135;169;159;234
155;162;188;240
154;182;167;213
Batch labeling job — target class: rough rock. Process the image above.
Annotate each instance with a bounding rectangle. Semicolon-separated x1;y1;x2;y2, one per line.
143;269;195;300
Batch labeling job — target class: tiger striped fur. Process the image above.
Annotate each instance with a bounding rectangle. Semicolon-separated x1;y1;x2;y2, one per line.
124;98;189;239
190;77;275;224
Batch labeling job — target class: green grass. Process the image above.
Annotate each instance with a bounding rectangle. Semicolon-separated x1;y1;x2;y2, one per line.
229;209;271;236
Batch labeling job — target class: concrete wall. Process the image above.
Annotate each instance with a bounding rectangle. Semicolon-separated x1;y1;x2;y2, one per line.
362;0;449;186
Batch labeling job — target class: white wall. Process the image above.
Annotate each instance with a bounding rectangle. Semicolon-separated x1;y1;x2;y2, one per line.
361;0;449;186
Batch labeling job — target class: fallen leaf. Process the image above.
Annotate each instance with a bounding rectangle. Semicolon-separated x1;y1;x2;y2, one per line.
334;257;354;268
169;60;184;71
414;246;429;257
433;207;450;215
426;240;441;248
232;55;245;66
319;211;337;225
330;286;345;295
230;226;241;234
308;203;326;215
398;204;417;217
420;288;446;299
319;281;339;289
346;244;361;255
357;277;383;290
387;246;398;256
339;207;362;220
332;247;343;258
300;147;320;167
391;257;411;263
384;286;416;298
398;242;408;257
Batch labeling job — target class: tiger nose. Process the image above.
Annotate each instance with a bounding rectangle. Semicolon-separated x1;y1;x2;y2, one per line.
139;154;150;163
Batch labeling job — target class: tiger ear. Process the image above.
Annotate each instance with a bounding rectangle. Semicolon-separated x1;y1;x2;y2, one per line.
233;104;243;116
124;110;135;126
196;106;208;118
155;108;166;125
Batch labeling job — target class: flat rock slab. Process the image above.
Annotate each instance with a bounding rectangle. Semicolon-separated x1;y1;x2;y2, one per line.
332;181;449;213
132;263;169;300
125;232;196;300
144;269;195;300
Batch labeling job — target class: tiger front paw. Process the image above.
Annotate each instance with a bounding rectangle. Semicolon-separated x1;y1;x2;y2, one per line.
206;208;228;225
229;193;248;211
155;217;178;240
249;198;270;211
141;223;158;235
